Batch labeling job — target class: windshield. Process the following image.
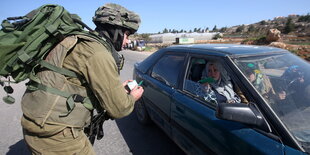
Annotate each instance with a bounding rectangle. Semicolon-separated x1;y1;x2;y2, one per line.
234;52;310;151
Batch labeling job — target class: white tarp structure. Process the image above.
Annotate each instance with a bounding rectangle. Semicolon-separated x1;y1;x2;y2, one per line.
149;32;219;43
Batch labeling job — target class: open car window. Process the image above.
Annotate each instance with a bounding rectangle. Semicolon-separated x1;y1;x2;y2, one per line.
183;57;247;106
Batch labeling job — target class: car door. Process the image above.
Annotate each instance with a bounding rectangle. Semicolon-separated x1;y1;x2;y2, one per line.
143;53;185;135
171;55;285;154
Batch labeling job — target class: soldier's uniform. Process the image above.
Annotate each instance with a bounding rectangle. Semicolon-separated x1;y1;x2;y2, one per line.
21;3;141;154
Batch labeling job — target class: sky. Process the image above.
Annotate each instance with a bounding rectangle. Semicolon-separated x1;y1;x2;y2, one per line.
0;0;310;34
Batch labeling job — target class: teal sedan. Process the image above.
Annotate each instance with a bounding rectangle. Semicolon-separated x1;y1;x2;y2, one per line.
133;44;310;154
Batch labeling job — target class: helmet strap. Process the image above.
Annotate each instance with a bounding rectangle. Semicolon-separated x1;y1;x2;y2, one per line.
113;28;123;43
111;28;124;51
95;25;124;51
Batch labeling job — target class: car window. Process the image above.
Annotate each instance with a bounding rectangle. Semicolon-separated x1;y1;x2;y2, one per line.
184;57;245;105
151;54;185;87
234;53;310;151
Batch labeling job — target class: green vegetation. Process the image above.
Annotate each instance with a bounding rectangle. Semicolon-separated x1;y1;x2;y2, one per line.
144;46;154;51
241;35;268;44
259;20;267;25
236;24;245;33
298;13;310;22
284;17;295;34
213;33;223;40
285;42;310;45
212;25;217;32
219;27;227;32
247;25;255;33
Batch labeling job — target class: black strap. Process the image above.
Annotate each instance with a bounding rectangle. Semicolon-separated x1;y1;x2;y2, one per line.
84;111;108;145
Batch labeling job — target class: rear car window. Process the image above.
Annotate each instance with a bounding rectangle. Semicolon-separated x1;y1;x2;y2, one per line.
151;54;185;87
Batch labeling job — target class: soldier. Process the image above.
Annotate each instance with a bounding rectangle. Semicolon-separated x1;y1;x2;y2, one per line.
21;3;144;155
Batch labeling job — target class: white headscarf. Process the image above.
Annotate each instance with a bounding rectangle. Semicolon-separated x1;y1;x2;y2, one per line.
202;61;241;103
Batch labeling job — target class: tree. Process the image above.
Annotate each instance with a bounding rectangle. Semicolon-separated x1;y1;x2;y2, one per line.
219;27;227;32
162;28;168;33
298;13;310;22
212;25;217;32
284;17;295;34
236;24;245;33
197;28;201;33
260;20;267;25
205;27;209;32
247;25;255;33
194;28;197;32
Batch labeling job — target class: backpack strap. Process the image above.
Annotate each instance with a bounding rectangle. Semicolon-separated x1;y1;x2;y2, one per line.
38;60;79;78
25;35;92;115
26;58;92;117
27;81;94;117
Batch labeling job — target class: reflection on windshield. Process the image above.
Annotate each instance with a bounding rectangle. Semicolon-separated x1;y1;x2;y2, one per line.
234;53;310;151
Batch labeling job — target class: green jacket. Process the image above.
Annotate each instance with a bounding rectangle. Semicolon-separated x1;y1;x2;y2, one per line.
21;35;135;136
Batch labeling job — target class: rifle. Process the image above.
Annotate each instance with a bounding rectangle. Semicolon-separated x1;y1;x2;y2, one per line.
84;110;110;145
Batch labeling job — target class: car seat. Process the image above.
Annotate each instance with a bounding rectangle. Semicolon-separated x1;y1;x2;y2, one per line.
191;64;205;82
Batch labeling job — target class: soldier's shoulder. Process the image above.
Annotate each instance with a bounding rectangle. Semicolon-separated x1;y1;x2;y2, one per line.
76;35;110;53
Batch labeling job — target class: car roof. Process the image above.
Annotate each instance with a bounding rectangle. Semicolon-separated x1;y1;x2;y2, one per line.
136;44;290;74
167;44;288;56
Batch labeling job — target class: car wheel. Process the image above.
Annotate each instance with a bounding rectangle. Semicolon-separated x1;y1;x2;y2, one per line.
135;98;152;125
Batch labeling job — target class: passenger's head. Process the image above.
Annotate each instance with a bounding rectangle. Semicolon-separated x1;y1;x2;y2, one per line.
93;3;141;51
245;69;255;82
205;61;227;81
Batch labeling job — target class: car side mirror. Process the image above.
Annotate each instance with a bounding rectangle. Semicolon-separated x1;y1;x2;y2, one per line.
216;102;271;133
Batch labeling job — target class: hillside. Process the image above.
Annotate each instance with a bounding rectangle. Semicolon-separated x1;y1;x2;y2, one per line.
226;14;310;35
138;14;310;61
220;14;310;61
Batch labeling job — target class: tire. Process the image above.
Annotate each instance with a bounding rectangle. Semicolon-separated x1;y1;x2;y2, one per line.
135;97;152;125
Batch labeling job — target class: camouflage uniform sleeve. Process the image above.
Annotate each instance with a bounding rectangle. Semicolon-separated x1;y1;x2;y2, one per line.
79;41;135;119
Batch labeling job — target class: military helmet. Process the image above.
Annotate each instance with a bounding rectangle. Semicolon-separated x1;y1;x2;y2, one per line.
93;3;141;34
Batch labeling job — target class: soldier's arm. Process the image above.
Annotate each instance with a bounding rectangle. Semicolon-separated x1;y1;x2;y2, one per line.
81;43;136;119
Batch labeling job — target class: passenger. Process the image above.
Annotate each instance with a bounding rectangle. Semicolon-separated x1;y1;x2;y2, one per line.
245;68;265;93
200;61;241;104
244;63;274;100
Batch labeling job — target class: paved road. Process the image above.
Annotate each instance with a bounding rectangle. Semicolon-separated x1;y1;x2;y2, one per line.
0;50;185;155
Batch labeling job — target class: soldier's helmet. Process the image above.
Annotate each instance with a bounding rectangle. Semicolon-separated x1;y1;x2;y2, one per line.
93;3;141;34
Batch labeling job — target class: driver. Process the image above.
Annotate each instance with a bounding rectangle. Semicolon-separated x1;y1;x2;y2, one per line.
281;65;307;107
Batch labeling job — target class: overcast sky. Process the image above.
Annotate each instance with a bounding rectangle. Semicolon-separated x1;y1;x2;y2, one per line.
1;0;309;33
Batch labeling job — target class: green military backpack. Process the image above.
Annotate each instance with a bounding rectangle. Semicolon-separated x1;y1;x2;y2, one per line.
0;4;90;82
0;4;104;104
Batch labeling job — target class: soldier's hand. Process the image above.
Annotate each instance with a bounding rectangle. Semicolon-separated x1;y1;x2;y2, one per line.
130;86;144;101
122;80;133;87
123;80;133;93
